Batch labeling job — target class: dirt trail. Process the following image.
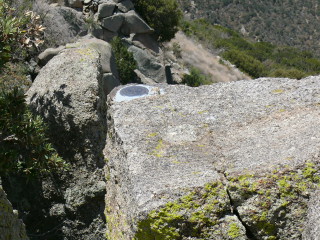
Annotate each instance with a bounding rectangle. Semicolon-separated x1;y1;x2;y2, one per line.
169;32;251;82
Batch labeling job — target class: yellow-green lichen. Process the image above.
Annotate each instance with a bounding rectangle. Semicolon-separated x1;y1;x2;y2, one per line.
147;132;159;138
150;139;165;157
272;89;285;94
132;161;319;239
135;182;228;239
105;203;130;240
227;223;242;238
198;110;209;114
227;161;320;239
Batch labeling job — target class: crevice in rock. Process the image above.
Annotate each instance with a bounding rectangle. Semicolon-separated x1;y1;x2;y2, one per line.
222;171;257;240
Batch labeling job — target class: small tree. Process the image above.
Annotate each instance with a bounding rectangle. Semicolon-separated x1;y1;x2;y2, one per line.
111;37;137;84
134;0;182;42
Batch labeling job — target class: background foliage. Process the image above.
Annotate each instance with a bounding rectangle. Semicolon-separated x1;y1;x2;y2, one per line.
178;0;320;57
181;19;320;79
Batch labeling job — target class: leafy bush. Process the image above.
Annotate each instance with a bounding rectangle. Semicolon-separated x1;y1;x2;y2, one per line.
0;0;63;177
134;0;182;42
111;37;137;84
182;67;212;87
0;88;68;176
0;0;45;68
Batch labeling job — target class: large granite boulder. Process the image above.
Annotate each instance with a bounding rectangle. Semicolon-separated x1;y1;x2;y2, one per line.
66;38;119;76
128;45;166;83
33;3;86;49
104;77;320;239
7;39;113;240
97;2;116;19
101;13;125;32
0;182;28;240
38;46;66;67
120;10;154;36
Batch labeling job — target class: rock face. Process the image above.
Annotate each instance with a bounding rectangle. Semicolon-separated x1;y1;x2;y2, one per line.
38;46;66;67
67;0;82;8
127;45;166;83
303;190;320;240
105;77;320;239
0;182;29;240
33;3;87;49
3;39;115;240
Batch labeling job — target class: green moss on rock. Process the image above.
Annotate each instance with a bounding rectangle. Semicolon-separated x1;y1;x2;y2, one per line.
131;161;319;240
135;182;231;239
227;222;242;238
227;161;319;239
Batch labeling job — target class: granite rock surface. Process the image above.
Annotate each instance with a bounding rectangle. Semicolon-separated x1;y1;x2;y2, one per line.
105;77;320;239
0;182;28;240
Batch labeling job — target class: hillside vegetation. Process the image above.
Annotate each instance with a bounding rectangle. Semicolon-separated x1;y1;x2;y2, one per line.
181;19;320;79
178;0;320;57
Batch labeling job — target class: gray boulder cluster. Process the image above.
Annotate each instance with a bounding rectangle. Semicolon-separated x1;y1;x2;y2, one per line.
38;0;168;86
85;0;168;84
38;0;168;85
86;0;153;41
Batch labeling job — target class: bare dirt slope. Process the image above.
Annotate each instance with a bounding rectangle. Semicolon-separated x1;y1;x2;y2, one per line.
167;31;251;83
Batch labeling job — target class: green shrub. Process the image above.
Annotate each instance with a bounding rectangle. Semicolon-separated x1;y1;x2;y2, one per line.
222;49;266;78
134;0;182;42
111;37;137;84
269;68;306;79
182;67;212;87
0;87;68;176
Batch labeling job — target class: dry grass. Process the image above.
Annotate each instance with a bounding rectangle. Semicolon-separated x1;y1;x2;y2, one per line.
167;31;251;83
